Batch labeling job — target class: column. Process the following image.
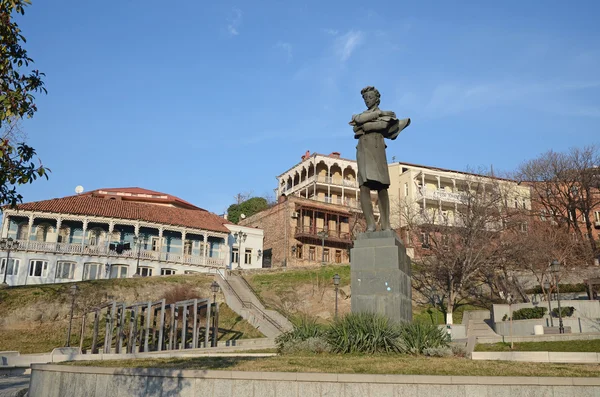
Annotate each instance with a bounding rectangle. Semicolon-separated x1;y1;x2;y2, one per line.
421;173;426;209
203;232;208;264
81;219;88;248
1;213;10;239
452;179;456;192
55;217;62;246
181;230;187;264
158;228;164;260
134;223;140;237
27;214;34;242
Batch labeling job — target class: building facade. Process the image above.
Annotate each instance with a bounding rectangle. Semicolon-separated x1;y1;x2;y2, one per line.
240;195;357;268
0;188;263;286
225;224;264;270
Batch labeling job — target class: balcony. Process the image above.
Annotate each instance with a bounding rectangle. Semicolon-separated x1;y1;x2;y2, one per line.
417;188;466;204
294;226;352;243
11;240;226;268
284;175;359;195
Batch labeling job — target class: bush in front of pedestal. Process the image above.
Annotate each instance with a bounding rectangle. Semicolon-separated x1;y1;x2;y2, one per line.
327;312;403;354
276;316;330;353
397;322;450;355
511;307;547;320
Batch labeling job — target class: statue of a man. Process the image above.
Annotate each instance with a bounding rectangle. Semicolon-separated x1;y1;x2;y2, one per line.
349;86;411;232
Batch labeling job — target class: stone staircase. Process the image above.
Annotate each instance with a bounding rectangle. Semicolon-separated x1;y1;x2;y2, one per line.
215;271;293;338
464;310;499;355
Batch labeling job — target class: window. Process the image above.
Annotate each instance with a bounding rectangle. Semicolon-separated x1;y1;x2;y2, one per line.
231;248;239;264
323;248;330;262
184;240;193;255
161;268;176;276
595;211;600;223
335;250;342;264
309;246;316;261
58;227;70;243
88;228;104;246
16;223;28;240
56;261;75;279
404;183;409;197
420;232;430;248
0;258;19;276
29;260;48;277
184;270;200;274
244;249;252;265
151;237;161;252
295;245;303;259
35;223;53;242
83;263;103;280
138;267;152;277
110;265;128;279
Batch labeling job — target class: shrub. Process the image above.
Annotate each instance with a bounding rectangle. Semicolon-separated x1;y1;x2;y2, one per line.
451;343;467;357
279;337;332;354
423;346;453;357
276;316;326;353
511;307;547;320
552;306;575;318
327;312;403;354
162;285;200;304
526;283;587;294
397;323;450;355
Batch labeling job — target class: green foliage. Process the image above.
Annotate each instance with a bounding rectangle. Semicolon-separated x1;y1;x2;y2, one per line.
526;283;588;294
275;316;326;352
0;0;49;207
511;307;547;320
423;346;453;357
552;306;575;318
279;337;332;354
227;197;269;224
327;312;403;354
397;322;450;355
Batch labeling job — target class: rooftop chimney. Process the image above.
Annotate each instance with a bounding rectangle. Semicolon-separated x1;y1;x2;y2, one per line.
301;150;311;161
329;152;341;159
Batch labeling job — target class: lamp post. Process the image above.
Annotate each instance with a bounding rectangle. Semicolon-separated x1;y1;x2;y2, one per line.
543;280;554;327
234;231;247;269
133;235;147;277
210;281;220;347
66;284;79;347
333;273;340;319
317;228;328;265
0;237;18;287
550;260;564;334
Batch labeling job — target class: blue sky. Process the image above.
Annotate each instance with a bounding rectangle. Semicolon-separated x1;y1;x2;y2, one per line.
10;0;600;214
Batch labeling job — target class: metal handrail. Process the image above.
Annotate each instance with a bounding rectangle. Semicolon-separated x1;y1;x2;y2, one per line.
241;300;285;332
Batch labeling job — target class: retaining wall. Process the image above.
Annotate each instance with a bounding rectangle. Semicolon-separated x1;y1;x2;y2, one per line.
29;364;600;397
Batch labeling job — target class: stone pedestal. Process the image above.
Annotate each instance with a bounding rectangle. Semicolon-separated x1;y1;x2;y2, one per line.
350;230;412;324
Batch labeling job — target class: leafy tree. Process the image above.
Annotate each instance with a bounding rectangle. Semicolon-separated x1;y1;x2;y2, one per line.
1;0;48;208
227;197;269;224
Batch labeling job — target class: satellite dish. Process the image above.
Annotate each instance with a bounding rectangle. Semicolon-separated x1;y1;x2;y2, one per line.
240;213;246;219
75;185;84;195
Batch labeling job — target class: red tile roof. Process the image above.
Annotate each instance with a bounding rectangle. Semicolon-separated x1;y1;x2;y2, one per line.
11;195;230;233
84;187;203;210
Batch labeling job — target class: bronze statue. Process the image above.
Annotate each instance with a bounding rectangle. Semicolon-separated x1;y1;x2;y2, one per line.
350;86;411;232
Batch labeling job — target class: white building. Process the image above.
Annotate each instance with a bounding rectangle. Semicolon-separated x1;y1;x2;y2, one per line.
0;188;265;286
225;224;264;270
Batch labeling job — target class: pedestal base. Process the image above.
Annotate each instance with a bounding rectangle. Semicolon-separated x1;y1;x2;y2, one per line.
350;230;412;324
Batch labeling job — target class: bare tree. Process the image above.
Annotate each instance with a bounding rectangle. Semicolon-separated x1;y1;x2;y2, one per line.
517;145;600;260
401;173;525;324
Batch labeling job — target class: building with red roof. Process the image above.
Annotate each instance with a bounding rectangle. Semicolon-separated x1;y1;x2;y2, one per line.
0;188;263;286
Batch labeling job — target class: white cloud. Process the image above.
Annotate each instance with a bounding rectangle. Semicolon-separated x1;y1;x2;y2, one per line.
335;30;364;62
275;41;293;62
227;8;242;36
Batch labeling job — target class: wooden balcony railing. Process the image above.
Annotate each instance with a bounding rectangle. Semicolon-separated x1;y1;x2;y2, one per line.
294;226;351;242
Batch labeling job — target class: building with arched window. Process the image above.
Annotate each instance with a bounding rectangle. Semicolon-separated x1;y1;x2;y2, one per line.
0;188;253;286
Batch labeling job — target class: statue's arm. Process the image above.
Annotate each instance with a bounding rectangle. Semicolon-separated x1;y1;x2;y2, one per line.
351;110;380;125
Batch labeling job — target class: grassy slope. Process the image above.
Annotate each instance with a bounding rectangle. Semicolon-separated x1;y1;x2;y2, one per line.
0;275;263;354
245;265;484;324
475;339;600;352
69;354;600;377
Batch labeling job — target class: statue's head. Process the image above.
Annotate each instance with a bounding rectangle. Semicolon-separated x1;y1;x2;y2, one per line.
361;86;380;109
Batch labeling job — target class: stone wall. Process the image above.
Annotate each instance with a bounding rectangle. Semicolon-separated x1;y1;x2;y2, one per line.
29;365;600;397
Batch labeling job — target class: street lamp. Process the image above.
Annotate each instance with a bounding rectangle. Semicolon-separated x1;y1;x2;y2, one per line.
234;231;247;269
66;284;79;347
550;260;564;334
317;228;328;265
133;235;147;277
0;238;18;287
332;273;340;319
543;280;554;327
210;281;220;347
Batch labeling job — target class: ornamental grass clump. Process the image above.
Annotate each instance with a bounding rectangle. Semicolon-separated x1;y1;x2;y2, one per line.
397;322;450;355
326;312;403;354
275;316;329;353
